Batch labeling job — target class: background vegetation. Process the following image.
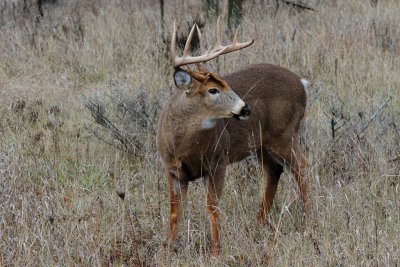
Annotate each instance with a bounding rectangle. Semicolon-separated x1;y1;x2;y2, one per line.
0;0;399;265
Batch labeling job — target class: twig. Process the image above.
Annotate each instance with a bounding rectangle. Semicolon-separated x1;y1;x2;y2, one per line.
334;117;351;132
358;96;392;139
390;122;400;138
83;97;139;155
389;156;400;163
280;0;316;12
307;82;324;108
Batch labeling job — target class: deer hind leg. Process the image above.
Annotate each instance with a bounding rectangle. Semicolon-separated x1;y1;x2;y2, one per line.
205;166;226;257
269;140;310;224
289;144;310;225
256;149;284;224
168;172;188;242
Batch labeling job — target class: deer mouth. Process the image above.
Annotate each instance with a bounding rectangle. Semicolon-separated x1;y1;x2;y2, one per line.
233;113;250;120
233;103;251;121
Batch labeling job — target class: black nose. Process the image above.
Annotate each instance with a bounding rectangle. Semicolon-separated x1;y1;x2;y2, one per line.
241;104;251;117
234;103;251;120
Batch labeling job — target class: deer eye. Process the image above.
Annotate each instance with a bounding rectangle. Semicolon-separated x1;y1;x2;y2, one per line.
208;88;220;95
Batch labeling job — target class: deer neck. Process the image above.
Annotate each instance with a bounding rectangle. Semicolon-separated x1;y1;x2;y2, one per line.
177;93;216;140
165;93;228;159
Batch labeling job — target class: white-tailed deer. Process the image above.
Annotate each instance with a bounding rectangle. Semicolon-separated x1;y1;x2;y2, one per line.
157;19;310;256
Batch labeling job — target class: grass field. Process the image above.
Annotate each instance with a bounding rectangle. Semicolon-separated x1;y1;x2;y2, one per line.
0;0;399;265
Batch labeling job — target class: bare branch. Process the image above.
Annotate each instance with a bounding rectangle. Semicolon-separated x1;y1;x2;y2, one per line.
358;96;392;138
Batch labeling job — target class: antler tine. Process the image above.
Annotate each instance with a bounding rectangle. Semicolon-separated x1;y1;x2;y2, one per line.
206;45;212;55
208;19;253;56
171;21;177;62
183;24;197;57
219;26;254;55
195;24;206;54
232;26;239;44
220;38;254;55
214;16;224;51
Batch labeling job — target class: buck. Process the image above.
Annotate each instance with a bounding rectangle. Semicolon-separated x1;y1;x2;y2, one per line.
157;19;310;256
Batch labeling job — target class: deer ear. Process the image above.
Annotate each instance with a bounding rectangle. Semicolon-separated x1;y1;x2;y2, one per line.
173;70;192;92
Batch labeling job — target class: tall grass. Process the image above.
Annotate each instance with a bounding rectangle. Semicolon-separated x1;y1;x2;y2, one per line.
0;0;399;265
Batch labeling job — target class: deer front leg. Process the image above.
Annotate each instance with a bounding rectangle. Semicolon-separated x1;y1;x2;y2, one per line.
168;172;188;242
206;167;226;257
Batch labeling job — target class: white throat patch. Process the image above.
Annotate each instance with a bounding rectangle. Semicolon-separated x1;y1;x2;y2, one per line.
202;118;217;129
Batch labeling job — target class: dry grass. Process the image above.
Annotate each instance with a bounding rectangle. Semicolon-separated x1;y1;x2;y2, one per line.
0;0;399;266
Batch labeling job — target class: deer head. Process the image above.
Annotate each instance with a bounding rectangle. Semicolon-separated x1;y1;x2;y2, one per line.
171;18;254;123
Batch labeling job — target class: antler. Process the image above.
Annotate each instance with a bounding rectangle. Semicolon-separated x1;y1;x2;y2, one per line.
171;17;254;69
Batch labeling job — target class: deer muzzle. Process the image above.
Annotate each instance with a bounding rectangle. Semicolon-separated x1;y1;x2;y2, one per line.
233;103;251;120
